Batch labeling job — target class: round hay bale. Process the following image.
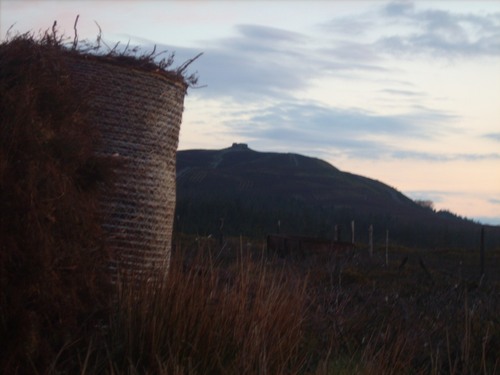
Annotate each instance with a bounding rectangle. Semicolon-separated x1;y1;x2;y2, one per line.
66;56;187;283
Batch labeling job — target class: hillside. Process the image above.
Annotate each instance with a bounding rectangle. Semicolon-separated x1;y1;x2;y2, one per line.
175;143;497;249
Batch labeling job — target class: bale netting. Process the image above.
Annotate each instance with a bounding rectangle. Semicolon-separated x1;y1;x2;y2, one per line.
66;55;188;284
1;25;196;287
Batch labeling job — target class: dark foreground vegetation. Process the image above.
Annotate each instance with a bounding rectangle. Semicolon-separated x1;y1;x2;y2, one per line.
2;234;499;374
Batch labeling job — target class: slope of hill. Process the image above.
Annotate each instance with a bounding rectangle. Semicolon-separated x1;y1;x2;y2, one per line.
175;143;496;249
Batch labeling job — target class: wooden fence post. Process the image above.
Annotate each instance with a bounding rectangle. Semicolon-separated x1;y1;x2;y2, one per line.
369;224;373;258
334;224;338;242
480;226;485;277
385;229;389;267
351;220;355;244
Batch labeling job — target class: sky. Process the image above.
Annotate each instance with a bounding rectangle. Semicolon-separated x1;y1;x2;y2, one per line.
1;0;499;225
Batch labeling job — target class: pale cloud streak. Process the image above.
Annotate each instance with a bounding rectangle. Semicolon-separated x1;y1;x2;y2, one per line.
484;133;500;142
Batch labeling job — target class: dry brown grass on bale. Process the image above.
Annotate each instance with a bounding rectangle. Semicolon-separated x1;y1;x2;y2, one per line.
0;25;157;373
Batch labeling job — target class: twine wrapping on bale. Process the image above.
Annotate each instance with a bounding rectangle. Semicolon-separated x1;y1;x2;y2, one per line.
67;56;188;284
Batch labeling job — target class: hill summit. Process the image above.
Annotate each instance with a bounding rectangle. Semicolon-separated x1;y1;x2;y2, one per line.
175;144;488;249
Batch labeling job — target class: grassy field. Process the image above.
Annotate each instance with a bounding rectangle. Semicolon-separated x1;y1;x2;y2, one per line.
2;234;500;374
213;236;500;375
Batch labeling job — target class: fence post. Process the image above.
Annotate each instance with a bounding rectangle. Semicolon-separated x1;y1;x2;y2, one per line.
385;229;389;267
351;220;355;244
480;226;485;277
277;219;281;234
334;224;338;242
369;224;373;258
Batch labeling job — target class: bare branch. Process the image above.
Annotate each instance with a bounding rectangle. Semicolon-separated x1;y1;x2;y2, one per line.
72;15;80;50
94;21;102;50
5;23;17;39
121;38;131;56
176;52;203;75
109;40;120;54
52;20;57;41
149;44;157;58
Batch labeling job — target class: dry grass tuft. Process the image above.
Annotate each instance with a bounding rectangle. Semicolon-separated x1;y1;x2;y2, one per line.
103;248;309;374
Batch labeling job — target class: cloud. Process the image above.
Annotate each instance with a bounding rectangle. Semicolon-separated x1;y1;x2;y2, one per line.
383;2;415;17
319;14;376;37
124;32;312;101
320;41;381;63
391;150;500;162
484;133;500;142
218;99;462;160
236;24;309;45
122;1;500;109
124;22;390;103
380;89;425;97
319;1;500;59
377;1;500;58
207;98;500;163
113;6;496;165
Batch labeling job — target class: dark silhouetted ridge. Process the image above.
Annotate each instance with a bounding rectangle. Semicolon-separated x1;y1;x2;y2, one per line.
175;144;499;249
